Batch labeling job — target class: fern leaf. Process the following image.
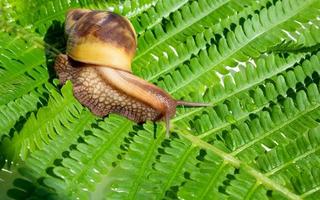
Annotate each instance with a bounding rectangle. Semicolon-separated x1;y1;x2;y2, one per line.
9;0;163;35
135;0;273;80
1;82;82;161
222;125;320;199
103;124;165;199
131;0;188;34
173;52;306;132
153;0;320;99
0;86;48;137
0;33;49;105
14;115;135;199
133;0;269;68
269;19;320;53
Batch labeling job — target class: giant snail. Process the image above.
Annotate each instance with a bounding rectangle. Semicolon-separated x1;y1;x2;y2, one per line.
54;9;209;137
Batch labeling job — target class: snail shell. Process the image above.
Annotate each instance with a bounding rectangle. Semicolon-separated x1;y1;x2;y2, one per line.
54;9;208;137
66;9;136;72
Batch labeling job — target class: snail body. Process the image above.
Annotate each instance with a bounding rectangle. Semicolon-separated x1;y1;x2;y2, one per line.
54;9;209;137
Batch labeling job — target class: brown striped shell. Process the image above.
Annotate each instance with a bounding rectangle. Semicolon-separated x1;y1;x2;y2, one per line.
65;9;137;72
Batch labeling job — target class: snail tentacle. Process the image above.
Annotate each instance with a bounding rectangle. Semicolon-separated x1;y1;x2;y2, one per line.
54;8;210;137
176;100;211;107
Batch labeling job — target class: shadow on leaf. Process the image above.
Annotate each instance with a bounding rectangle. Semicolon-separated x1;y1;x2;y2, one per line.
43;20;66;81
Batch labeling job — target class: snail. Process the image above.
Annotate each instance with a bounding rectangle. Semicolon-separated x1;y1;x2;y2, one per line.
54;9;209;137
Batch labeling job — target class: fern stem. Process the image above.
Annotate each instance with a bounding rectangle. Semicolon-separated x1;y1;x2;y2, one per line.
232;104;320;156
127;131;165;199
179;131;302;200
265;144;320;177
301;186;320;198
178;130;240;167
156;146;196;199
198;162;227;200
244;135;320;198
244;182;260;200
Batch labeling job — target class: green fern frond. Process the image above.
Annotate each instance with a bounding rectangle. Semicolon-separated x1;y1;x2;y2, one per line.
13;115;134;199
221;125;320;199
134;0;319;77
294;168;320;198
131;0;188;34
133;0;269;69
173;52;306;131
269;20;320;53
153;1;319;98
0;87;48;137
173;58;320;199
0;33;49;105
9;0;164;35
50;116;134;198
0;32;55;138
135;0;273;80
1;82;82;161
7;111;95;199
102;124;165;199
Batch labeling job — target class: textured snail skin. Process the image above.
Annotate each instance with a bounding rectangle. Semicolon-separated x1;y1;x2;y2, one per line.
55;54;176;129
54;9;208;137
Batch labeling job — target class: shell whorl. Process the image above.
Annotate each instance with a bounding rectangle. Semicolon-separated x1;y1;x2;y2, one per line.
65;9;137;72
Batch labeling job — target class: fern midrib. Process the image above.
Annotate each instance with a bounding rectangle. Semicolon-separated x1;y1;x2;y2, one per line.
180;131;240;166
195;70;309;140
144;0;272;81
197;104;264;140
133;0;230;62
156;145;195;199
265;142;320;177
231;103;320;156
301;185;320;198
241;163;301;200
68;120;132;193
127;133;165;199
244;182;260;200
0;34;21;49
0;54;45;83
172;54;304;124
180;132;301;200
245;131;320;198
137;0;189;34
0;91;42;134
0;70;48;106
126;1;158;18
26;110;93;179
198;162;227;200
12;90;80;153
168;1;315;95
